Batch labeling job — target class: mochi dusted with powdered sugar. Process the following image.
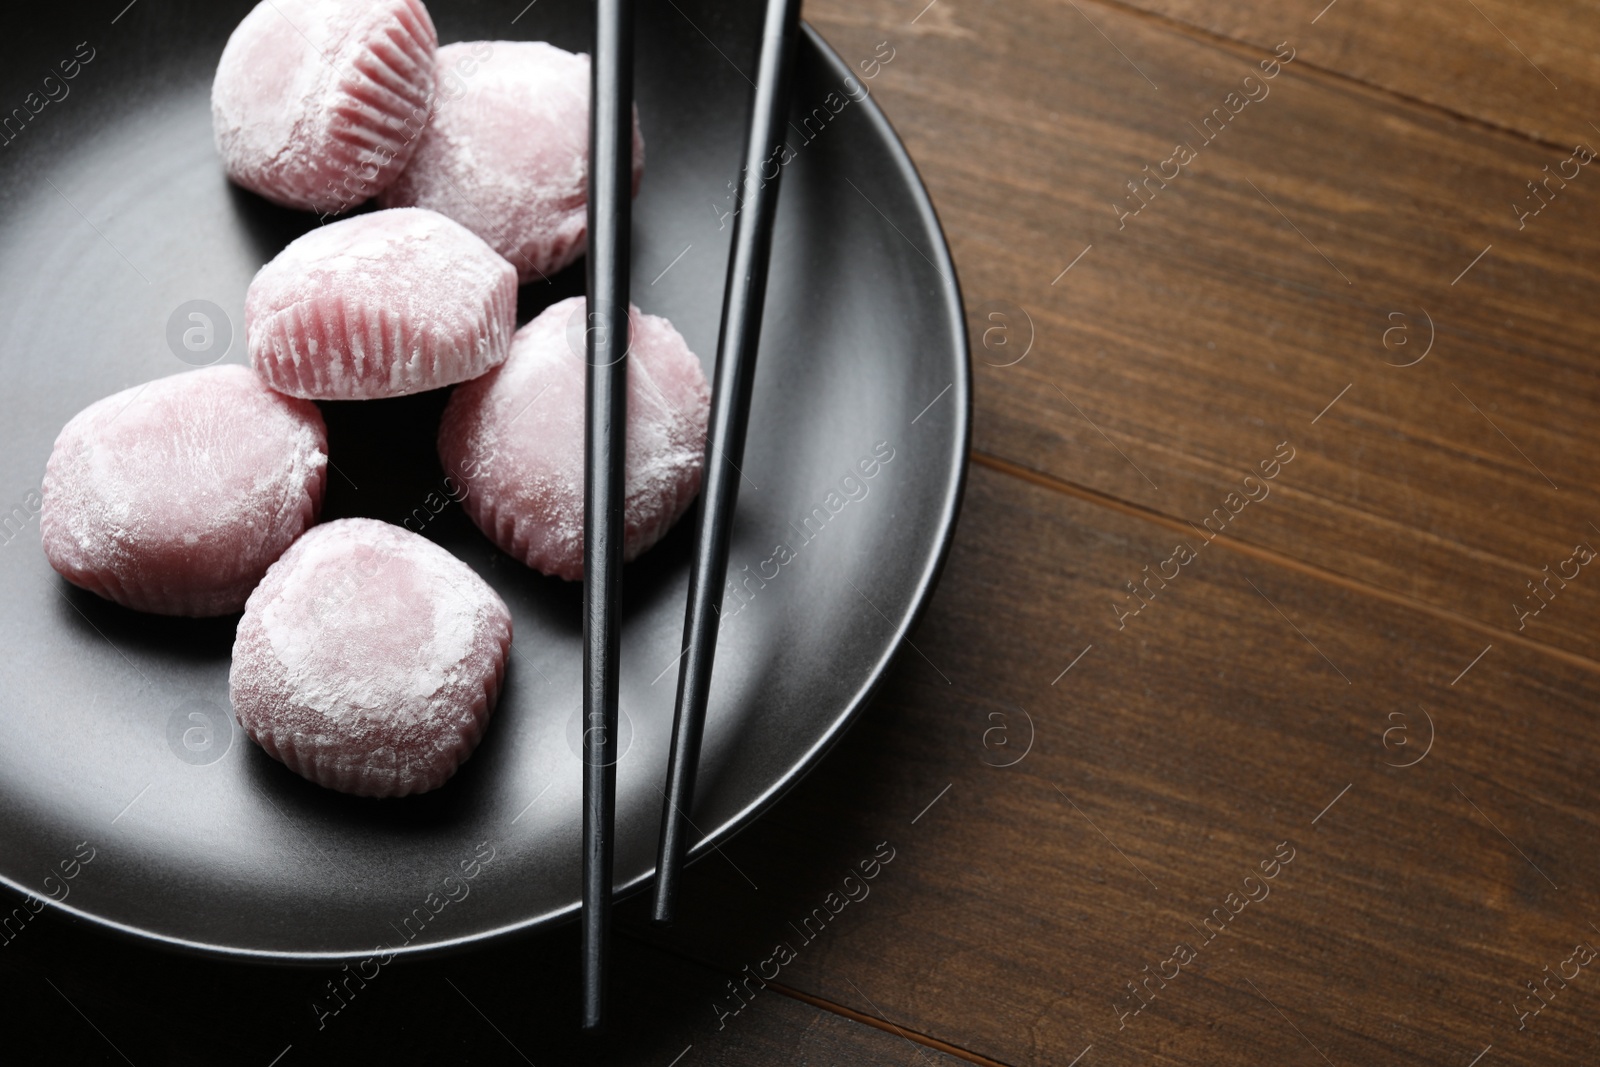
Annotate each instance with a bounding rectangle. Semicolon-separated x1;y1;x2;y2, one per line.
230;519;512;798
438;296;708;581
40;365;328;617
211;0;438;214
378;41;644;282
246;207;517;399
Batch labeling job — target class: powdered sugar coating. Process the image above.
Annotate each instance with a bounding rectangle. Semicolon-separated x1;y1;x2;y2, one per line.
231;518;512;798
40;365;328;617
439;296;709;580
247;207;517;399
211;0;438;214
378;41;644;283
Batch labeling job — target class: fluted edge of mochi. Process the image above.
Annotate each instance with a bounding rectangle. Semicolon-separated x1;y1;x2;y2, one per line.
39;366;328;617
246;208;518;399
211;0;439;214
237;627;509;798
230;519;513;798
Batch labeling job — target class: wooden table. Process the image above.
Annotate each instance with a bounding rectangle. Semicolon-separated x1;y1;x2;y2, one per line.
12;1;1600;1063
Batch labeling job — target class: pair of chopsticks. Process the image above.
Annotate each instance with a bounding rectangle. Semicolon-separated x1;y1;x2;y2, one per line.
581;0;804;1030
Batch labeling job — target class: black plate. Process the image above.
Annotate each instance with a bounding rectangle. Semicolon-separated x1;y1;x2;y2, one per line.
0;0;968;959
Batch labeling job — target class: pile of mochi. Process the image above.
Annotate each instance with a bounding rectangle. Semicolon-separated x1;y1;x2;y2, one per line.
39;0;709;799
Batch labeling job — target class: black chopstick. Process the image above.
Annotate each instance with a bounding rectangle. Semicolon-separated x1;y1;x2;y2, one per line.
652;0;805;926
581;0;634;1033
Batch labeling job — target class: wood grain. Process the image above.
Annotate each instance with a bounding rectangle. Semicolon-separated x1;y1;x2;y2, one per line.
804;0;1600;666
630;464;1600;1066
1105;0;1600;147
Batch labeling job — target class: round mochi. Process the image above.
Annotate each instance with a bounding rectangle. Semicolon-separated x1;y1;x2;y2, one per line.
247;207;517;399
40;365;327;617
378;41;644;283
211;0;438;214
439;296;709;580
231;518;512;798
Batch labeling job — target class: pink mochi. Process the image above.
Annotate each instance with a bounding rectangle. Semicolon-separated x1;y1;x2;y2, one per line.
438;296;709;580
230;518;512;798
40;365;328;617
378;41;644;283
247;207;517;400
211;0;438;214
